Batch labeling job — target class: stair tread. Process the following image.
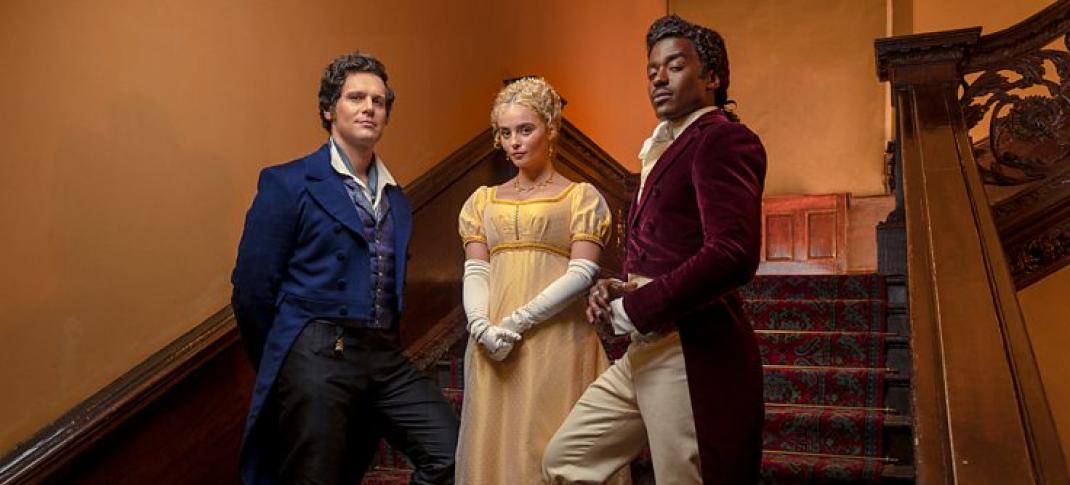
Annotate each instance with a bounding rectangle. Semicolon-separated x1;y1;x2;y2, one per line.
764;406;886;457
746;298;885;303
742;274;884;302
764;366;886;408
766;406;889;417
745;299;886;333
761;451;884;484
886;414;912;428
881;464;916;480
758;330;886;367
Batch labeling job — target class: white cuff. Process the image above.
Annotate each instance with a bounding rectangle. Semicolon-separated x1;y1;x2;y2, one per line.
609;298;637;336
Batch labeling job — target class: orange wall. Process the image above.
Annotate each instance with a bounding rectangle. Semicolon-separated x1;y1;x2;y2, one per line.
658;0;1055;198
0;0;663;453
669;0;891;197
913;0;1054;34
1018;265;1070;471
489;0;667;172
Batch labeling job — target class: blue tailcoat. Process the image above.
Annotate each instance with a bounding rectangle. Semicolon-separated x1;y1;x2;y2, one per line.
231;143;412;484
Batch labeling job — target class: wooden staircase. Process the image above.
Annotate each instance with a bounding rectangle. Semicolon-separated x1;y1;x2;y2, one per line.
10;9;1070;473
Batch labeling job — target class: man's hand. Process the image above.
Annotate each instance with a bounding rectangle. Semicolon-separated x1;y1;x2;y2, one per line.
586;278;638;325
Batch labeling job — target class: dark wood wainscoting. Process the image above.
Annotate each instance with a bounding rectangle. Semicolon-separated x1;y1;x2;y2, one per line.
51;340;252;484
0;309;251;484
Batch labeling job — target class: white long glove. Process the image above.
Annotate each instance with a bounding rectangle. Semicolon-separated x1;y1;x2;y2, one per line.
500;259;599;335
463;259;521;361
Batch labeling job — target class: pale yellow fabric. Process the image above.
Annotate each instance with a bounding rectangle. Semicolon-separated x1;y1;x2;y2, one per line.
543;332;701;484
456;182;628;485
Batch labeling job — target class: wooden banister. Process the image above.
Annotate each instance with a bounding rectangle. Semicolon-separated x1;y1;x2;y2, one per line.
876;9;1070;484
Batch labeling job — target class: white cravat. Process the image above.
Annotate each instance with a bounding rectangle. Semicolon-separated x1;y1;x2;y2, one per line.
636;122;674;204
635;106;718;204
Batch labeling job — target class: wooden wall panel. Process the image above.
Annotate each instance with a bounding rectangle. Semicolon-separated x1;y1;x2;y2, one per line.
764;214;794;261
759;194;848;274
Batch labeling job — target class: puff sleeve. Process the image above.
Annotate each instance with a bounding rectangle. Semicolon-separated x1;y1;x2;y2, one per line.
458;186;489;246
569;183;612;247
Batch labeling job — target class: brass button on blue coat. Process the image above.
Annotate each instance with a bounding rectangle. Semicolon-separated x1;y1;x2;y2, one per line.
333;223;343;233
339;306;348;316
336;252;346;261
337;279;347;290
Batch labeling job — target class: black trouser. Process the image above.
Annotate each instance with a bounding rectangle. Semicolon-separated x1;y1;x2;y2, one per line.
273;320;459;485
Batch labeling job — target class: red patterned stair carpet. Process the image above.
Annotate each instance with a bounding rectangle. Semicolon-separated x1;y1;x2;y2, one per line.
365;274;892;484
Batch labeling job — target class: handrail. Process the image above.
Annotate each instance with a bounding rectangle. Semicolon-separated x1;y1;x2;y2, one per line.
966;1;1070;72
876;4;1070;482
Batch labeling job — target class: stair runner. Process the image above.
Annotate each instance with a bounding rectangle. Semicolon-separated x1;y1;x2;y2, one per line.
365;274;895;484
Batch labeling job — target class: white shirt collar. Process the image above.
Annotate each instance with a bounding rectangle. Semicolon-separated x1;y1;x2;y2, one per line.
637;106;718;161
329;138;397;208
635;106;718;203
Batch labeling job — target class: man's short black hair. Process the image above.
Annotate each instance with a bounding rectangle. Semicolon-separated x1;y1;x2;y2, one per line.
646;15;732;111
318;52;395;132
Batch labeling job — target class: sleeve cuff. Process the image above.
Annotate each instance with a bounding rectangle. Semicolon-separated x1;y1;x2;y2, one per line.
610;298;637;335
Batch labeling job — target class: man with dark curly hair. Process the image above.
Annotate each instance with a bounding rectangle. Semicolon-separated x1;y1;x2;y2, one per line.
544;15;767;484
232;51;458;485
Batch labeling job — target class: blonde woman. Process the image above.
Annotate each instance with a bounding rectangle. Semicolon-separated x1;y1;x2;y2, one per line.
455;77;629;484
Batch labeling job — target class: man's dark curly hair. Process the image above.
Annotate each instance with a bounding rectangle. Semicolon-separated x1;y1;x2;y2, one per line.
646;15;738;121
318;52;396;132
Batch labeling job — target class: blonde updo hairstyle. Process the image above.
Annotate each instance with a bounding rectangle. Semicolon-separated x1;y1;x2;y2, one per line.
490;77;563;150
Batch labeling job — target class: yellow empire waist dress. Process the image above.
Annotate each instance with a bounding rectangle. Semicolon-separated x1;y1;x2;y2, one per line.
455;182;630;484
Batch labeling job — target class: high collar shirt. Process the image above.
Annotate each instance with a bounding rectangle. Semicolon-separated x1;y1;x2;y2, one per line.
636;106;718;203
329;137;398;217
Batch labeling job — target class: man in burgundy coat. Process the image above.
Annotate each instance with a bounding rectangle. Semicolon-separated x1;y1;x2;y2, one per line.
543;15;767;484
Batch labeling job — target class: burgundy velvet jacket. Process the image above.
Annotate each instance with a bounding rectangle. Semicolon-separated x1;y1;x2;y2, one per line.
621;109;767;484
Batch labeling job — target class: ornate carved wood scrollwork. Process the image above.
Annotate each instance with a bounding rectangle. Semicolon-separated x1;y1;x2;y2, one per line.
960;33;1070;185
955;1;1070;288
1008;218;1070;286
995;166;1070;288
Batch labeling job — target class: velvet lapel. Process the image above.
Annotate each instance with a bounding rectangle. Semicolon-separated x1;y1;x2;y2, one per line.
304;143;367;239
629;110;722;228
